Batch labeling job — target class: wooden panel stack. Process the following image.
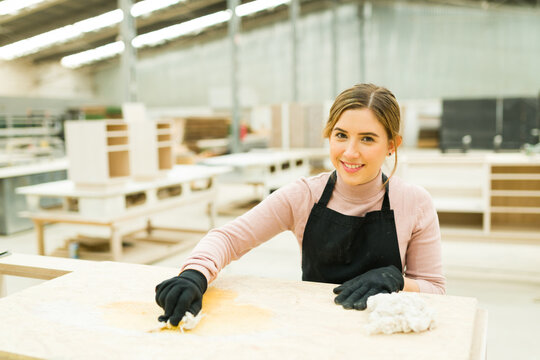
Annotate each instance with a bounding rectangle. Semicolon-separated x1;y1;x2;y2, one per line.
303;103;326;148
179;116;230;152
269;103;325;149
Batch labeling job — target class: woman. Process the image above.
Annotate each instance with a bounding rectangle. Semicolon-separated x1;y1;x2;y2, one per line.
155;83;445;326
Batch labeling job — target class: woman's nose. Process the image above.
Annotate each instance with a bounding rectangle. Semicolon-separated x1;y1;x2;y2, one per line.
343;141;360;158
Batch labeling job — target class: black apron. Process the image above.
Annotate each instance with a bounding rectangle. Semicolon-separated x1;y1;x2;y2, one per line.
301;171;402;284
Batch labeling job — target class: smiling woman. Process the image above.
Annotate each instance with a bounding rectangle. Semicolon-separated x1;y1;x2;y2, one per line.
325;84;403;185
329;109;394;186
154;83;445;327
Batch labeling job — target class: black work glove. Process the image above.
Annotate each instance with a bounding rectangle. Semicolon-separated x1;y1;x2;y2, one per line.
155;269;207;326
333;265;404;310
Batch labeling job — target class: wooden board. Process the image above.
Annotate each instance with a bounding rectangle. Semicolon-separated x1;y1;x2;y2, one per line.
0;262;479;360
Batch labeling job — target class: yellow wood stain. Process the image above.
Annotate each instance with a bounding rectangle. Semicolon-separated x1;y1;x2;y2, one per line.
100;287;274;335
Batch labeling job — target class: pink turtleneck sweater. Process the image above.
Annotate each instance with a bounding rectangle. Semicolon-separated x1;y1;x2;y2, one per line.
181;171;446;294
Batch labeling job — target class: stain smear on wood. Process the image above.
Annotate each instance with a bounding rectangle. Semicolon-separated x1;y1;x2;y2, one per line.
100;287;274;335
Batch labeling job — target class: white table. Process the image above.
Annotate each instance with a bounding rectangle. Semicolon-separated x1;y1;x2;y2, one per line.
16;165;231;263
0;158;68;234
199;148;328;197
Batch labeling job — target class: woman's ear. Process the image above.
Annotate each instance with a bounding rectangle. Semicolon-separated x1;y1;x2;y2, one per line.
389;135;402;153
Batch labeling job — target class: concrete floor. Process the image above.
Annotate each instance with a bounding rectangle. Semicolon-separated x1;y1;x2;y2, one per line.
1;183;540;359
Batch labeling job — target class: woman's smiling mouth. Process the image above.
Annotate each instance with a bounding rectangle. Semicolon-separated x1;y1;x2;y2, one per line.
341;161;365;173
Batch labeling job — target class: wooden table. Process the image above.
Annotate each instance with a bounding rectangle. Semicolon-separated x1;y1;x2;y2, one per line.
0;254;487;360
15;165;230;263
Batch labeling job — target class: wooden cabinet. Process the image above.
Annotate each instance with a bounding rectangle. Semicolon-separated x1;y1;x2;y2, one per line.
65;119;174;185
65;120;130;185
393;151;540;241
128;119;173;179
395;154;489;233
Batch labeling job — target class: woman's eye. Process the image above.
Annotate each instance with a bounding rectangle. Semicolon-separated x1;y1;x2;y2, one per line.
361;136;374;143
335;132;347;139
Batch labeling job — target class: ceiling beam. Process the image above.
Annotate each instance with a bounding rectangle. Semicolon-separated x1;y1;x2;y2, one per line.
0;0;71;25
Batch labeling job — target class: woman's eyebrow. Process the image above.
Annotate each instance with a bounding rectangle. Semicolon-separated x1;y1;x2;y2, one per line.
333;127;379;137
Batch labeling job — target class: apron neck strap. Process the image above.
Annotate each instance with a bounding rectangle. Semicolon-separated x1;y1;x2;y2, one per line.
318;171;337;206
318;171;391;210
381;173;390;210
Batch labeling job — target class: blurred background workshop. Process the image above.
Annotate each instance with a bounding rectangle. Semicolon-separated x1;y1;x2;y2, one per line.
0;0;539;359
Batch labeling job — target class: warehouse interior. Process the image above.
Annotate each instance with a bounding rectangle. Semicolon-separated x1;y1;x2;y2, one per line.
0;0;539;359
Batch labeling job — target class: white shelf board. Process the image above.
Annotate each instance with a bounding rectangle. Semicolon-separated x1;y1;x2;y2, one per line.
106;131;129;138
490;206;540;214
491;174;540;180
414;182;484;191
433;197;486;213
107;145;130;152
156;129;171;135
0;158;68;179
491;190;540;197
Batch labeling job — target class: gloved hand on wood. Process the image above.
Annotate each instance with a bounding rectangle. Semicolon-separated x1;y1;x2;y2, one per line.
155;269;207;326
333;265;404;310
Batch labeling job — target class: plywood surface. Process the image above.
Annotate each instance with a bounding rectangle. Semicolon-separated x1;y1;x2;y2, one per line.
0;262;478;360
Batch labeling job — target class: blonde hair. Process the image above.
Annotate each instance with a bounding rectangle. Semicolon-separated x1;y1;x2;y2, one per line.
323;83;401;180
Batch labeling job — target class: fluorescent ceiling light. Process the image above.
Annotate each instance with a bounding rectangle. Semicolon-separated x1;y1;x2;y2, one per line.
131;0;184;18
0;0;46;16
61;0;293;68
75;9;124;33
133;10;231;48
0;9;123;60
61;41;125;69
0;0;185;60
236;0;290;17
133;0;291;49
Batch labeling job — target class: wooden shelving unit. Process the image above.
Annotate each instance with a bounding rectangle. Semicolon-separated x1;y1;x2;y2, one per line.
66;119;174;185
156;121;173;171
65;120;131;185
394;151;540;242
128;119;173;179
396;154;489;233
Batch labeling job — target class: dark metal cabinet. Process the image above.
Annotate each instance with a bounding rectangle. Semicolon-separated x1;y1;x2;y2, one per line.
440;97;539;152
501;97;539;149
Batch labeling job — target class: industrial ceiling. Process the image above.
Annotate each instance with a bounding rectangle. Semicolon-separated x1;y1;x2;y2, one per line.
0;0;537;66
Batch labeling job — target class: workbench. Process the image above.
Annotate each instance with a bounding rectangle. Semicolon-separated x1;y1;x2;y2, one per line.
15;165;230;263
0;254;487;360
0;158;67;234
199;148;327;202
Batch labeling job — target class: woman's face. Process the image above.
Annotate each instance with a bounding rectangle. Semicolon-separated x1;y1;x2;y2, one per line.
329;108;396;186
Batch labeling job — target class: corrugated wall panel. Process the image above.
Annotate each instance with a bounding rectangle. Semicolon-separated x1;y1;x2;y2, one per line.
93;2;540;106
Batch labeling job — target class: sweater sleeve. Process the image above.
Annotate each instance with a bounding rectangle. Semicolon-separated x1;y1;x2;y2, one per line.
180;179;310;283
404;186;446;295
